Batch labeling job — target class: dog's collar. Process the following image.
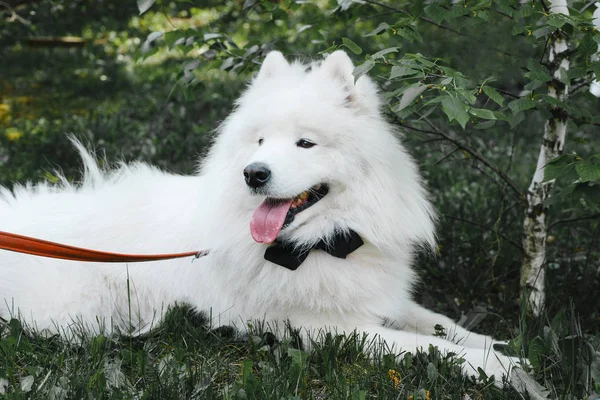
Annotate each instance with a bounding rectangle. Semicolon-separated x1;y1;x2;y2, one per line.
264;230;364;270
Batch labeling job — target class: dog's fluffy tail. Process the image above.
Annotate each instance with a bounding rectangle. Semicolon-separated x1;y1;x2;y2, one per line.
0;135;104;209
67;134;104;188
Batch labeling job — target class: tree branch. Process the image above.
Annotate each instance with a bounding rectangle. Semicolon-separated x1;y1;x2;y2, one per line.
0;0;31;25
549;213;600;229
433;146;460;166
442;214;523;252
396;117;524;202
362;0;517;58
362;0;465;36
494;87;520;99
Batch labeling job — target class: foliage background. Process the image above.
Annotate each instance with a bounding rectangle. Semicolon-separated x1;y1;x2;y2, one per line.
0;0;599;398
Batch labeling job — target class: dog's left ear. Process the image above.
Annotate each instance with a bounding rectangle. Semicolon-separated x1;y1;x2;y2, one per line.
321;50;378;110
321;50;355;89
256;51;289;80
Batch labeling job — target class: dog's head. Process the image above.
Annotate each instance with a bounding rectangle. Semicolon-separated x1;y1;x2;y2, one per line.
205;50;436;252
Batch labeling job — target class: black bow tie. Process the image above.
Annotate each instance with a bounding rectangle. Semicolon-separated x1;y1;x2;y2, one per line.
264;230;364;270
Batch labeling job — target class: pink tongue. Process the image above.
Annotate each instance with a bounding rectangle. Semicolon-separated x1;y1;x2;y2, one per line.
250;199;293;244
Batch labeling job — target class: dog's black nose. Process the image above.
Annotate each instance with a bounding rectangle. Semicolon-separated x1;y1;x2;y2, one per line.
244;163;271;188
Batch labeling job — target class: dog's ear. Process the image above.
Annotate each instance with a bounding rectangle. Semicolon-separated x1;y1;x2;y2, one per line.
321;50;355;88
257;51;289;80
321;50;378;110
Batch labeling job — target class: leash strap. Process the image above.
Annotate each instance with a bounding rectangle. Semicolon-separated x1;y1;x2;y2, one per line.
0;230;208;263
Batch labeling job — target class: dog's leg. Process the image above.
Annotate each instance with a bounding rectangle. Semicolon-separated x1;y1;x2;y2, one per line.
390;303;505;350
284;319;517;382
358;324;516;382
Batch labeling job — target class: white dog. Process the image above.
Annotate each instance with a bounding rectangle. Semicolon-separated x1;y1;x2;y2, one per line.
0;50;517;381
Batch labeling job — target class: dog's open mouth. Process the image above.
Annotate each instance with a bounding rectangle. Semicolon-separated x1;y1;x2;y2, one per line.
250;184;329;244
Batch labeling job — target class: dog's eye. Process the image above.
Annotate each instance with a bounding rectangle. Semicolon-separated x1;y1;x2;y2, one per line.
296;139;316;149
258;138;264;145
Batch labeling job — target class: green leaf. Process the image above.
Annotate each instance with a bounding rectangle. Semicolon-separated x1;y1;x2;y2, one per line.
397;83;426;111
142;31;163;48
364;22;389;37
341;37;362;55
537;94;563;107
371;47;398;59
456;87;477;104
353;60;375;82
482;86;504;106
533;26;553;38
424;4;446;25
242;360;253;386
270;7;288;21
476;10;490;21
474;120;496;129
395;27;423;43
524;80;545;91
576;160;600;182
496;0;514;17
137;0;156;15
141;31;163;57
441;94;469;129
449;6;470;19
469;108;496;120
494;111;510;121
426;362;438;382
511;24;525;36
220;57;235;71
525;61;552;83
544;154;577;181
203;33;223;41
528;336;545;373
508;98;536;113
577;34;597;59
287;348;307;369
567;67;587;80
164;31;187;48
546;14;566;28
389;66;420;79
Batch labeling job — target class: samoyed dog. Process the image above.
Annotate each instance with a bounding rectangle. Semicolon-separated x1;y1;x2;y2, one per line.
0;50;518;381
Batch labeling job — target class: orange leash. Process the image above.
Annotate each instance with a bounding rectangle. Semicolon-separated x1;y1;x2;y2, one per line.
0;230;209;263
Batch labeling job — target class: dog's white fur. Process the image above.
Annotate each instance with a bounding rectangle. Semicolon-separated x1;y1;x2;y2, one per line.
0;51;516;380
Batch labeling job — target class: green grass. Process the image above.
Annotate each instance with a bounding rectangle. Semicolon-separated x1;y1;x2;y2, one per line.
1;304;598;399
0;307;513;399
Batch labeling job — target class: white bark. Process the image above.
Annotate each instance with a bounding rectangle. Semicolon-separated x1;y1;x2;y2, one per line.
521;0;570;315
590;3;600;97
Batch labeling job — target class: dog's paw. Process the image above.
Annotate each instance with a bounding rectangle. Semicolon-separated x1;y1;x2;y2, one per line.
462;348;520;384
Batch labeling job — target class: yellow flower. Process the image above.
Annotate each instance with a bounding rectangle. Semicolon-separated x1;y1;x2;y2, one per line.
5;127;23;141
0;103;10;124
388;369;401;389
15;96;34;105
408;390;431;400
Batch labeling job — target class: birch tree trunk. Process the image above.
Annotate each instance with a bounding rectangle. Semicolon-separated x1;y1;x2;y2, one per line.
590;3;600;97
521;0;570;315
